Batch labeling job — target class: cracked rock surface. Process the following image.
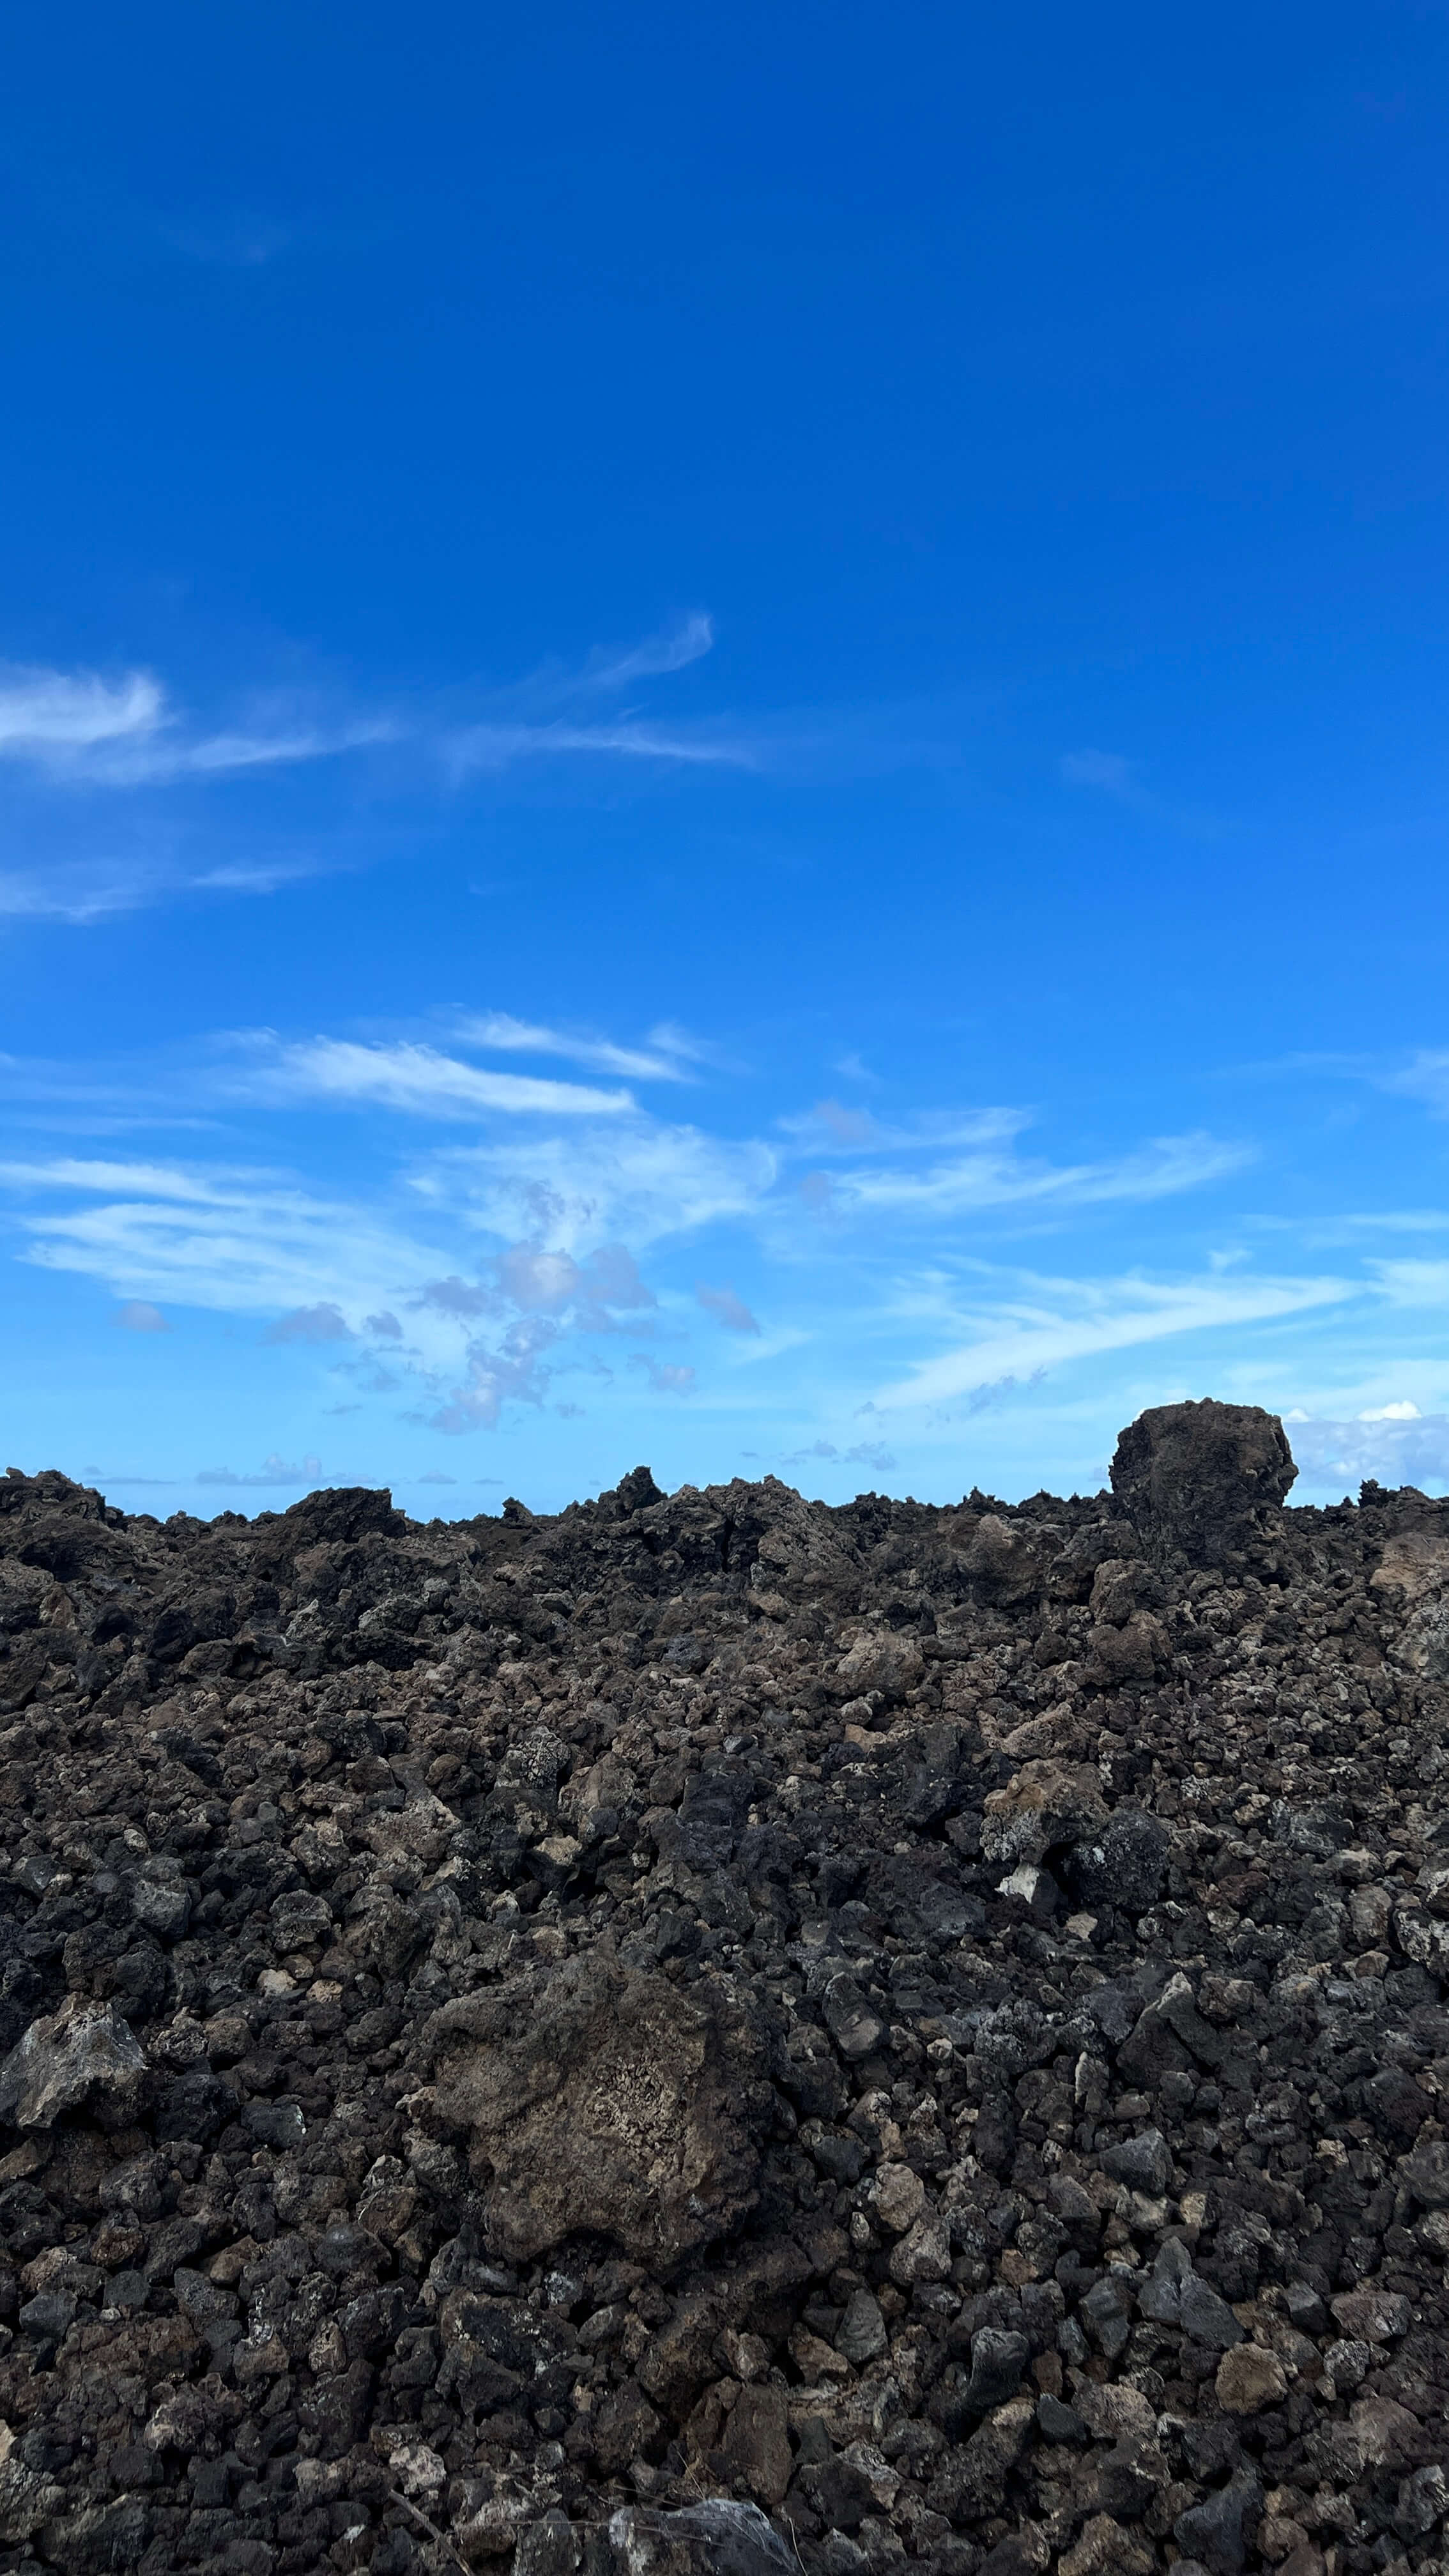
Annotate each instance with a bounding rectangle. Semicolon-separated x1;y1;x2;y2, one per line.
0;1400;1445;2576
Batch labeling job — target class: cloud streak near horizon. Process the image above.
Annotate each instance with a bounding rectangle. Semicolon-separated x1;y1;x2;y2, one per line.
3;1007;1445;1504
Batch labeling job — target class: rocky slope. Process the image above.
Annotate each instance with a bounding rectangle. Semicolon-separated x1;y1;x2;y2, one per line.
0;1400;1445;2576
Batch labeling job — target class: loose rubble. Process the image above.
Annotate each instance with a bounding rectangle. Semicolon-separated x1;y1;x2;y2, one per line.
0;1399;1445;2576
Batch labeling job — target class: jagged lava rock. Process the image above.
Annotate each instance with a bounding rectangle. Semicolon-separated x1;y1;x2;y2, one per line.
1110;1395;1297;1567
0;1424;1445;2576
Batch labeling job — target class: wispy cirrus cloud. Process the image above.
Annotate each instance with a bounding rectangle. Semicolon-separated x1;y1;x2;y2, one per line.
0;667;165;753
454;1012;698;1082
873;1266;1354;1412
0;614;733;809
0;1154;451;1321
0;662;390;785
1383;1050;1449;1116
242;1038;635;1120
794;1115;1249;1222
579;612;716;691
0;1011;1372;1475
442;718;750;777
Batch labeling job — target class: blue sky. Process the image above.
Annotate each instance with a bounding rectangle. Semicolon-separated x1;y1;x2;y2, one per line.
6;0;1449;1514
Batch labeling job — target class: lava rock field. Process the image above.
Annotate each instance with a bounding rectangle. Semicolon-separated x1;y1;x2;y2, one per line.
0;1399;1445;2576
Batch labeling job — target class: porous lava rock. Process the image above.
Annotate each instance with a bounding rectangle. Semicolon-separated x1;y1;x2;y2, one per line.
425;1956;767;2267
1110;1400;1298;1569
0;1423;1446;2576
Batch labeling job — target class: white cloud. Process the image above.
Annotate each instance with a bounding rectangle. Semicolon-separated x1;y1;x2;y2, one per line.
814;1128;1249;1220
444;718;751;776
432;1119;778;1252
0;1158;452;1322
873;1268;1354;1411
250;1039;634;1120
0;1158;227;1201
1286;1413;1449;1490
0;666;164;752
0;662;390;786
456;1013;695;1082
581;613;715;691
1359;1399;1421;1421
1372;1257;1449;1305
1384;1051;1449;1116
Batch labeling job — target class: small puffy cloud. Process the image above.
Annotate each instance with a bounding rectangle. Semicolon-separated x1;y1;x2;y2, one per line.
263;1302;354;1344
427;1241;654;1331
695;1280;760;1335
114;1300;170;1333
420;1276;493;1319
1359;1399;1420;1421
417;1471;457;1485
783;1438;896;1471
631;1356;696;1394
429;1317;558;1432
365;1310;403;1339
811;1099;876;1146
197;1452;323;1487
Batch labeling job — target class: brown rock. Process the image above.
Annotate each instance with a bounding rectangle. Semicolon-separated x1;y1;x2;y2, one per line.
427;1954;765;2267
720;2384;793;2505
1215;2343;1289;2413
983;1758;1108;1867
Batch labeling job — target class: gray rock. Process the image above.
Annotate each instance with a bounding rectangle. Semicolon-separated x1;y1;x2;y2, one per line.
0;1995;148;2130
516;2509;582;2576
606;2499;795;2576
1173;2473;1264;2576
1036;2392;1086;2444
131;1878;190;1941
1100;2127;1171;2196
834;2287;887;2365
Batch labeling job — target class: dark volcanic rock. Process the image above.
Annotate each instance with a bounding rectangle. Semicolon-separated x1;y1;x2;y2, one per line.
1110;1396;1297;1567
1;1423;1447;2576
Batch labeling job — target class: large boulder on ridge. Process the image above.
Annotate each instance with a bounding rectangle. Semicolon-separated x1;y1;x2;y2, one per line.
1110;1397;1296;1567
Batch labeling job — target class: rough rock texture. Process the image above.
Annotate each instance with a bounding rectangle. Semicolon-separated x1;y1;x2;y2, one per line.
0;1406;1446;2576
427;1957;768;2267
